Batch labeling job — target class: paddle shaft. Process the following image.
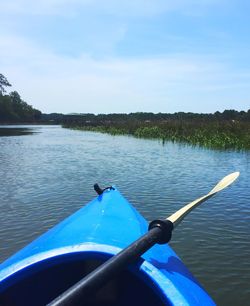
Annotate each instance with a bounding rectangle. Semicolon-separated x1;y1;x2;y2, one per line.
48;220;173;306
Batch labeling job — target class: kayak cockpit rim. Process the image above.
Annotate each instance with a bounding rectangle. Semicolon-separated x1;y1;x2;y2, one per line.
0;243;185;305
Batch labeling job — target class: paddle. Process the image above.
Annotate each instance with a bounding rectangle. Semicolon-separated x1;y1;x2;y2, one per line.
48;172;239;306
167;171;240;227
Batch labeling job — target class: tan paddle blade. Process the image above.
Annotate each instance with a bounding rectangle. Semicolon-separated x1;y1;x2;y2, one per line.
167;172;240;227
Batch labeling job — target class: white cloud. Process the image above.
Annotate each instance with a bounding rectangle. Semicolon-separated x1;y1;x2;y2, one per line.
1;34;249;114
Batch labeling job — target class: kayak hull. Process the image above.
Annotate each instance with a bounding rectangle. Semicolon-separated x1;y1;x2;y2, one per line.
0;187;215;305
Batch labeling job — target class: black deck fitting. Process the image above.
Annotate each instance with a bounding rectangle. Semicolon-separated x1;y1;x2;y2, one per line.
148;219;173;244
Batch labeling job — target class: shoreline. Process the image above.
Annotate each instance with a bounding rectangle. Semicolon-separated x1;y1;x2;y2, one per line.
63;123;250;151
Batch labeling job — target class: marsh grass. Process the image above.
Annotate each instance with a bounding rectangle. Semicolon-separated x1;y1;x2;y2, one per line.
63;118;250;151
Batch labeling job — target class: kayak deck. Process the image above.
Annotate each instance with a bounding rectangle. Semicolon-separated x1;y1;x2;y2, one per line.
0;187;215;305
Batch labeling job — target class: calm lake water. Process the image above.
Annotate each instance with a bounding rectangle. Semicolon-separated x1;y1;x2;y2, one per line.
0;125;249;305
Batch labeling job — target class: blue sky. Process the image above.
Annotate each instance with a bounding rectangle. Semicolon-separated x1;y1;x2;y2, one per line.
0;0;249;114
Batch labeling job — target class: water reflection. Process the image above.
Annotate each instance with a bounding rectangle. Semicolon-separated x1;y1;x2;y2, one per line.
0;127;35;137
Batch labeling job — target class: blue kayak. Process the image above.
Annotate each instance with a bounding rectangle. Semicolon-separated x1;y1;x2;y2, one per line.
0;187;215;305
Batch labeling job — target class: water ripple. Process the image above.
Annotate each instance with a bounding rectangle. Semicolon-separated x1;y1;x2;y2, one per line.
0;126;249;305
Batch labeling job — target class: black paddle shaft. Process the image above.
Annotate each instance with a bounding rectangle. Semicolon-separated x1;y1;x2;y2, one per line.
47;219;173;306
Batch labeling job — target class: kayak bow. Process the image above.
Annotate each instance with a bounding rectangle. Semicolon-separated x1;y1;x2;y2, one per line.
0;173;239;306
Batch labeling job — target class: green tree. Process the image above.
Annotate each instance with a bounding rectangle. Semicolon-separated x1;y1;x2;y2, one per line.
0;75;42;122
0;74;12;94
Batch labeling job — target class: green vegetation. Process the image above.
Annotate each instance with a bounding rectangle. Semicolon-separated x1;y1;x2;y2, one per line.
0;74;41;123
1;73;249;150
63;111;250;151
0;74;11;94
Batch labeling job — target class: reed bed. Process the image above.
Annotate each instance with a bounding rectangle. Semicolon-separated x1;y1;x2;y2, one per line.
63;119;250;151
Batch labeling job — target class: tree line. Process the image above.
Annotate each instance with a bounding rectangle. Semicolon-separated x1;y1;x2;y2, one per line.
0;74;41;123
1;71;249;144
61;109;250;126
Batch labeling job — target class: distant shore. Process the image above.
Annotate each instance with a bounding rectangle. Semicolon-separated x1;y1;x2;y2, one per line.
1;110;249;150
61;111;250;151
